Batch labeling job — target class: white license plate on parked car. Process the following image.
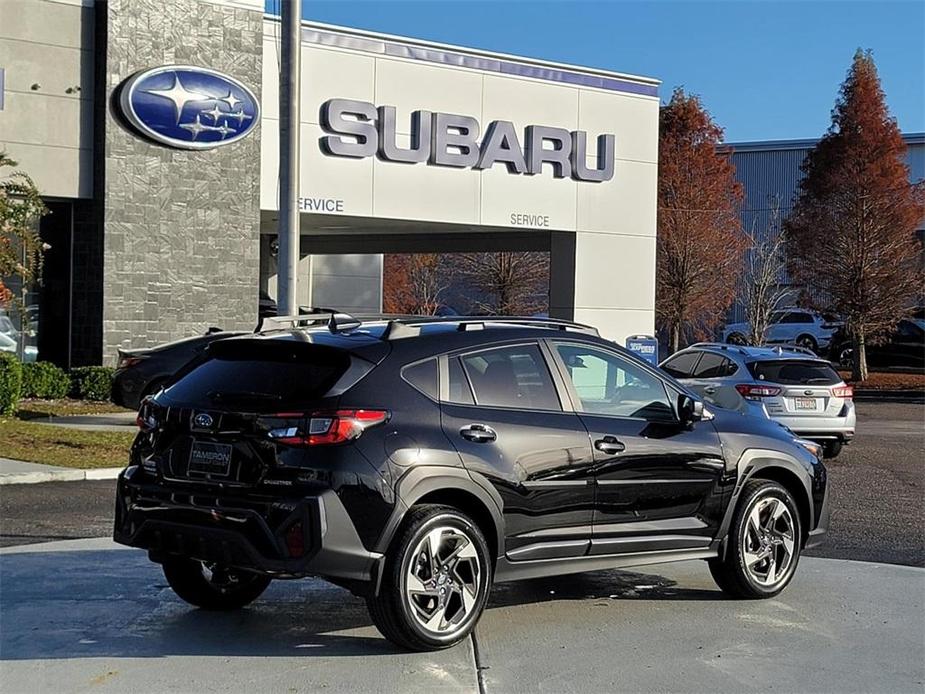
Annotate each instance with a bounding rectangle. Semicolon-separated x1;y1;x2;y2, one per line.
794;397;817;410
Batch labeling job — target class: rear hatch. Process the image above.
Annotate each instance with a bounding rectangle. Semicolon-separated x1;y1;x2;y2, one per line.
137;338;372;486
746;359;845;417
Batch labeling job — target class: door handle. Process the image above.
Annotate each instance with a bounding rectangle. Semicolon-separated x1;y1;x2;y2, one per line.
460;423;497;443
703;385;717;395
594;436;625;454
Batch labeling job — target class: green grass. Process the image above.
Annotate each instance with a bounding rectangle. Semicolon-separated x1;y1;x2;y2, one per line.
0;419;135;469
16;398;132;420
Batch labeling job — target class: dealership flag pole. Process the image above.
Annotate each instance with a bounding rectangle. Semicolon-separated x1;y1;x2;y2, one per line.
277;0;301;315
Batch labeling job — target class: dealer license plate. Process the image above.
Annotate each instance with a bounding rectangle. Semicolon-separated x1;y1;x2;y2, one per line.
188;440;232;477
794;397;818;410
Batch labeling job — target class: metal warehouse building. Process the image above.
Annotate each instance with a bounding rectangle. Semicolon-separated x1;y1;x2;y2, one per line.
0;0;661;367
726;132;925;322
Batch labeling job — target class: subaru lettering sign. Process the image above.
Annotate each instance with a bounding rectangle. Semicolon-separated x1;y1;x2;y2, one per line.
119;66;260;150
319;98;615;182
625;334;659;366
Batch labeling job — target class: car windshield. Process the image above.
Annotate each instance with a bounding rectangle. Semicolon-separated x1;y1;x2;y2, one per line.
746;359;840;385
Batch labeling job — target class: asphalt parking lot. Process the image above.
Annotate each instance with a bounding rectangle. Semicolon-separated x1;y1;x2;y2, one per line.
1;400;923;693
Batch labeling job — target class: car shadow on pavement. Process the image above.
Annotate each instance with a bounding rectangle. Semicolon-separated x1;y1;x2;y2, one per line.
0;548;404;661
0;547;722;663
487;567;725;609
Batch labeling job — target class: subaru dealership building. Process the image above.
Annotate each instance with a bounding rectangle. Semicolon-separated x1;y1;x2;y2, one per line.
0;0;661;366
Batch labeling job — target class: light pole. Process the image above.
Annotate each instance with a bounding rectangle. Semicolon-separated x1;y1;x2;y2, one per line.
277;0;301;316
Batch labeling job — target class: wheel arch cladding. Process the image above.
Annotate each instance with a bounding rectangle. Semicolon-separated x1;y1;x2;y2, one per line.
414;488;500;564
377;466;504;565
748;466;811;544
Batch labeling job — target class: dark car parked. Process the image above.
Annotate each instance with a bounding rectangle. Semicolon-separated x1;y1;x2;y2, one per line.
112;329;245;410
114;313;829;651
832;318;925;371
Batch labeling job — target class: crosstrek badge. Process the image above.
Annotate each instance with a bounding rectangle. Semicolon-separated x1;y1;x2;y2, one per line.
119;65;260;150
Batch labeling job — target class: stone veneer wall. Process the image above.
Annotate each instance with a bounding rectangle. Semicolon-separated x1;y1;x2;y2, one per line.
101;0;263;360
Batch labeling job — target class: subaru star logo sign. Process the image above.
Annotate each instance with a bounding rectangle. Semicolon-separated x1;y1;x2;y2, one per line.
193;413;214;428
119;65;260;150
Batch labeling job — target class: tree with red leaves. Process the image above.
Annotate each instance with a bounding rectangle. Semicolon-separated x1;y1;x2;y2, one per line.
657;88;745;352
382;253;448;315
786;50;924;381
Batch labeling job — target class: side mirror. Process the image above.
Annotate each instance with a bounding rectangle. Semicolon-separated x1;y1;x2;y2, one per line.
678;394;705;425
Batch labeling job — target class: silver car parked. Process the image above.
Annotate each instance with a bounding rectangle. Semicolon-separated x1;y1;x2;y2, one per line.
661;343;855;458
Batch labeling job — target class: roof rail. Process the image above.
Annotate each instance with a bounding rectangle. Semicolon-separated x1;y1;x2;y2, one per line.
687;341;752;356
760;343;818;357
377;315;600;341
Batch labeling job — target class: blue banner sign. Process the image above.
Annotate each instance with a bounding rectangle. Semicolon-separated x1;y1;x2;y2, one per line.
626;335;659;366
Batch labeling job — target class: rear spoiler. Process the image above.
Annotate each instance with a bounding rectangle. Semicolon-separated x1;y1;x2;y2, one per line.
258;308;362;334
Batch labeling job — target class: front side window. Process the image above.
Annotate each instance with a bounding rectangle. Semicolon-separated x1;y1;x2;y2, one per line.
460;344;560;411
555;343;674;421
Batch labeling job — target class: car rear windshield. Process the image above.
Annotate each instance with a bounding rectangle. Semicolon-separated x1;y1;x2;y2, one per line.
161;340;351;410
746;359;840;385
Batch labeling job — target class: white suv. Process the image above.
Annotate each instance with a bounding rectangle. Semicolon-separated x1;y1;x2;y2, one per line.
722;309;840;354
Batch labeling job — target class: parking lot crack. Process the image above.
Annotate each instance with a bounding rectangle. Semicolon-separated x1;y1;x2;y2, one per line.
471;629;488;694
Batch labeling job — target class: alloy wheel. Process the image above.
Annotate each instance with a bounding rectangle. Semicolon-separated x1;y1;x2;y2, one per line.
742;496;796;587
404;525;482;636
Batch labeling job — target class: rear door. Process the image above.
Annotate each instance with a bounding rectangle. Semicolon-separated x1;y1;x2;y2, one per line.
439;342;595;561
549;341;727;555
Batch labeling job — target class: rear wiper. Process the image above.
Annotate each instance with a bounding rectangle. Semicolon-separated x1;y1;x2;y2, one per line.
207;390;282;402
804;378;832;384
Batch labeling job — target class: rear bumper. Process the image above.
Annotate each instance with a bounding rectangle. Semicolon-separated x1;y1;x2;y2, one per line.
113;466;382;583
773;407;856;443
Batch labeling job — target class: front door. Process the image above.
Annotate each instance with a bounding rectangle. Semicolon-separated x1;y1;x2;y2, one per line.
548;341;728;556
440;342;595;561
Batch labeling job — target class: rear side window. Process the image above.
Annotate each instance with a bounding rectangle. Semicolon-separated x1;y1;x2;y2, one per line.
447;357;475;405
402;358;438;400
691;352;725;378
661;351;701;378
163;341;350;411
747;360;840;385
460;344;561;411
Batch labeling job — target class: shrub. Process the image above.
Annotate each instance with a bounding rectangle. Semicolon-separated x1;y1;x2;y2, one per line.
69;366;115;401
21;361;71;399
0;353;23;416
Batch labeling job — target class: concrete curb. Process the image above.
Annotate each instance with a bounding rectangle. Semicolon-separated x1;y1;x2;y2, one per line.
0;466;124;485
854;389;925;403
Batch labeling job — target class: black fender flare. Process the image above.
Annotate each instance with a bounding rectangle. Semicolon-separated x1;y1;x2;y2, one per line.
715;449;815;556
373;465;505;561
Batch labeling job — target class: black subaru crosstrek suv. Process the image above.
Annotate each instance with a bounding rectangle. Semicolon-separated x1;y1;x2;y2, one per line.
114;314;829;651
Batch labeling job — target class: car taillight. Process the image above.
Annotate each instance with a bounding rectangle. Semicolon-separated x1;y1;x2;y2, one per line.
832;385;853;399
268;409;389;446
735;383;783;399
136;398;157;431
118;355;144;369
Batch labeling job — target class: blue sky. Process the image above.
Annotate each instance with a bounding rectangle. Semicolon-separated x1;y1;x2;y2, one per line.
268;0;925;143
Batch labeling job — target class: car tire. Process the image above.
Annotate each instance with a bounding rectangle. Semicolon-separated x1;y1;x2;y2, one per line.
822;441;843;459
795;334;818;353
366;504;492;651
709;479;802;599
161;557;271;610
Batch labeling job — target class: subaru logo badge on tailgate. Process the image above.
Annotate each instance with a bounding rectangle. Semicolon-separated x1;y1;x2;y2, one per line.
119;65;260;150
194;413;213;428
